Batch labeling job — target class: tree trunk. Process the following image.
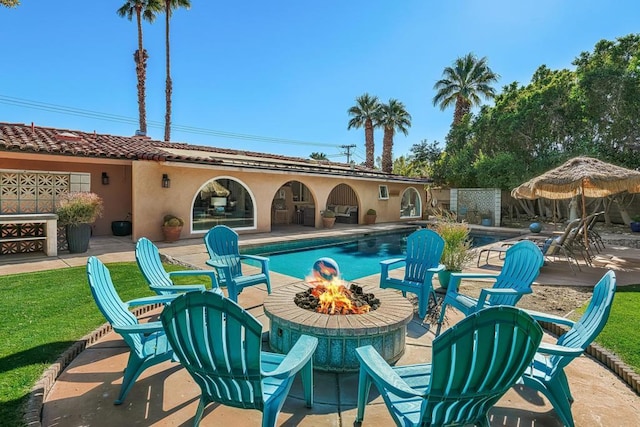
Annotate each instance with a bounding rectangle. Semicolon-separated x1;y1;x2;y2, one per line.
135;7;147;135
364;118;374;168
164;2;172;142
381;127;393;173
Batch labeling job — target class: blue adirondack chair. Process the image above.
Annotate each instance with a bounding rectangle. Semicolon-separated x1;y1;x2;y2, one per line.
160;290;318;427
86;256;176;405
135;237;222;296
355;306;543;427
379;228;445;318
520;270;616;427
204;225;271;302
436;239;543;335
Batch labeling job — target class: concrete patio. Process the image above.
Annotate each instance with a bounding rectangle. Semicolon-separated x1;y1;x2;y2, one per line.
4;223;639;426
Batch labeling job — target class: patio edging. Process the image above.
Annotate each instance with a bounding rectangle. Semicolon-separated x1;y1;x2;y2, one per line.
23;308;640;426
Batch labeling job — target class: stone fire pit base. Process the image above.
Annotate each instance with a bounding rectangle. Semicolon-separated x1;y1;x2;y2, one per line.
263;283;414;372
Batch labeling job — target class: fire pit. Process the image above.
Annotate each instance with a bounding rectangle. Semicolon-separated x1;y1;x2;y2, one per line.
263;258;414;372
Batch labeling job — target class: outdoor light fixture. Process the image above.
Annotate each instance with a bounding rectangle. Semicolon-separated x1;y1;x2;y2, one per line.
101;172;109;185
162;173;171;188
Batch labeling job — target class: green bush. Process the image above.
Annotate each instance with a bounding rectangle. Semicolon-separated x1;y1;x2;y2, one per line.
366;208;377;215
322;210;336;218
434;213;474;271
163;214;184;226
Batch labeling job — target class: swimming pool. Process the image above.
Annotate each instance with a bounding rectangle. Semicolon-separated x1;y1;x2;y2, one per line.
245;228;513;281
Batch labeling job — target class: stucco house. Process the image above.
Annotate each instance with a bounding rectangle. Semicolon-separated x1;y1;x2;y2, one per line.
0;122;428;254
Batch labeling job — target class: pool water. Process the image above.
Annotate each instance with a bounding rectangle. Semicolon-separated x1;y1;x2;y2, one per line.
249;230;509;281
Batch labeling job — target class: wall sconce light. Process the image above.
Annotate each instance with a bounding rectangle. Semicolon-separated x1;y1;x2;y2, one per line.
162;173;171;188
101;172;109;185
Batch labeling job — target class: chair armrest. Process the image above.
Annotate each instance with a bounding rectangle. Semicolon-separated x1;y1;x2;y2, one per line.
114;321;165;335
355;345;424;399
240;254;270;273
428;264;446;274
125;294;179;307
536;342;584;357
523;309;576;328
168;270;219;288
380;258;406;268
262;335;319;379
476;287;529;307
206;260;234;283
149;284;206;294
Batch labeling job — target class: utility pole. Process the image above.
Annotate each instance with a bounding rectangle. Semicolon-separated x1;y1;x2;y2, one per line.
340;144;357;163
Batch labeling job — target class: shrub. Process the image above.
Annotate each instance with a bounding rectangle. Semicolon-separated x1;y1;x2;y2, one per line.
56;192;103;225
433;213;474;271
366;208;377;215
163;214;184;227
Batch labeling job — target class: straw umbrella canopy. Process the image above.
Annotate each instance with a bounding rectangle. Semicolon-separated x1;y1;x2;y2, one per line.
511;156;640;247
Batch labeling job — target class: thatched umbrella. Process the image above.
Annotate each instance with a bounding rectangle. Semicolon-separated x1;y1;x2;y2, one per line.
511;156;640;247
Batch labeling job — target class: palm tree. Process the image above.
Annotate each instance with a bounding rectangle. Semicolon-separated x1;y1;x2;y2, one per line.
163;0;191;141
433;53;499;126
310;152;328;160
117;0;162;136
347;93;381;169
379;99;411;173
0;0;20;6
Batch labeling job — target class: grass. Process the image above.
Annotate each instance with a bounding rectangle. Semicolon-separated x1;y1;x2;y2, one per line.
0;262;212;427
588;284;640;374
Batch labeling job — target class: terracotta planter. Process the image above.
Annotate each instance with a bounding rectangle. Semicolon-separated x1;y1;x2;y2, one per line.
162;225;183;242
66;223;92;253
364;214;377;225
322;217;336;229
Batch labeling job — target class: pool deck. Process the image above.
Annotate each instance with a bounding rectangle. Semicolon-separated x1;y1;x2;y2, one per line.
4;222;640;426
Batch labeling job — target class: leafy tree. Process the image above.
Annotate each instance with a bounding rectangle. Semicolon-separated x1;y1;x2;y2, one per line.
433;53;499;126
392;155;419;177
378;99;411;173
347;93;381;168
163;0;191;141
0;0;20;6
309;152;328;160
117;0;162;135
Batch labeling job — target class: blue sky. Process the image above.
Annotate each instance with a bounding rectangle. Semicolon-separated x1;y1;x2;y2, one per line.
1;1;639;163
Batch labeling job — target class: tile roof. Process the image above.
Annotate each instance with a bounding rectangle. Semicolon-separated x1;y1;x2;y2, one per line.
0;122;427;182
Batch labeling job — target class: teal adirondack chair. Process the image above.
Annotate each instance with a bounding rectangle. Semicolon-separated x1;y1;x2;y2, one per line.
135;237;222;296
160;291;318;427
86;256;177;405
379;228;445;318
521;270;616;427
204;225;271;302
356;306;543;427
436;239;543;335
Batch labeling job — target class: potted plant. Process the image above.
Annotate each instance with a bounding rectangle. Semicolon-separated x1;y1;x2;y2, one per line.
162;214;184;242
433;214;474;288
111;212;132;236
322;209;336;229
56;192;103;253
364;208;377;225
630;215;640;232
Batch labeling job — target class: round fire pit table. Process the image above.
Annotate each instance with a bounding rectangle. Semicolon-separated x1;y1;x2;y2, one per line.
263;282;414;372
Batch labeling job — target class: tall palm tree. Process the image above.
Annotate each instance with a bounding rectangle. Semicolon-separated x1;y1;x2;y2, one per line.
379;99;411;173
163;0;191;142
347;93;381;169
0;0;20;7
433;53;499;126
117;0;162;136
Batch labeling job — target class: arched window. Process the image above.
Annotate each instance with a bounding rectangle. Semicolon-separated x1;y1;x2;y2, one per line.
400;187;422;218
192;178;255;231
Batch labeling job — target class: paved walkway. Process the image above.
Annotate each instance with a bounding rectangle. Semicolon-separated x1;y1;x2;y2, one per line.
4;223;639;426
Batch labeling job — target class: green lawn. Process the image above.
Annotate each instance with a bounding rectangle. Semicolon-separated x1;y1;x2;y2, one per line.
0;262;212;427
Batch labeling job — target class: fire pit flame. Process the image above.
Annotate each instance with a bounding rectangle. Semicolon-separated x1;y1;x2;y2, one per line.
294;257;380;315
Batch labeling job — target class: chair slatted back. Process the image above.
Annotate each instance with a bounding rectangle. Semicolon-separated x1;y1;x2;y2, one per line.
135;237;173;293
204;225;243;277
426;306;543;425
404;229;445;284
87;256;143;355
489;240;543;306
161;291;265;410
551;270;616;374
